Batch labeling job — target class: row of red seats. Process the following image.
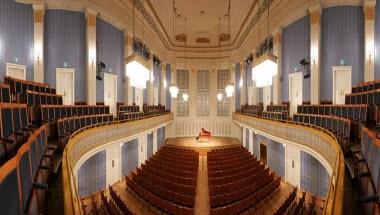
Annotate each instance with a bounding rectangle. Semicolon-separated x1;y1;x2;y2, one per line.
126;146;198;213
108;186;133;215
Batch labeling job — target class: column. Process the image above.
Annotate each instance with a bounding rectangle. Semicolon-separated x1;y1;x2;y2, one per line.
285;144;300;187
138;135;147;167
147;53;154;105
189;68;197;118
153;130;158;154
123;32;133;105
248;129;253;154
272;29;282;105
161;63;166;106
310;5;321;104
364;0;376;82
171;65;177;117
85;9;98;105
242;127;247;148
33;4;45;82
230;64;236;115
106;144;121;186
240;62;246;105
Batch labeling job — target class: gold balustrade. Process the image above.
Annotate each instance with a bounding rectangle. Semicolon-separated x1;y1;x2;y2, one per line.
232;113;344;215
62;113;174;215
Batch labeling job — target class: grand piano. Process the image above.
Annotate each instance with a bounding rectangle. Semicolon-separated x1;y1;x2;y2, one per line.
197;128;211;142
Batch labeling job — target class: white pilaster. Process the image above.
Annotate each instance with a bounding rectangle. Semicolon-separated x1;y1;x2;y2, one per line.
161;63;166;106
189;68;197;118
106;143;121;186
242;127;247;148
364;0;376;82
310;5;321;104
210;68;217;117
248;129;253;154
153;130;158;154
240;62;246;105
147;53;154;105
85;9;98;105
230;64;236;114
171;65;177;117
33;4;45;82
272;29;282;105
138;135;147;167
123;32;133;105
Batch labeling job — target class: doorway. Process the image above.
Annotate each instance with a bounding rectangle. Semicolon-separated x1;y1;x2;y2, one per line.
104;73;117;116
260;143;267;165
263;86;271;110
6;63;26;80
289;72;303;117
333;66;351;105
56;68;75;105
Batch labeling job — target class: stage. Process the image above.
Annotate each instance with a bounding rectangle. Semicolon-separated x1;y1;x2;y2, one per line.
165;137;241;153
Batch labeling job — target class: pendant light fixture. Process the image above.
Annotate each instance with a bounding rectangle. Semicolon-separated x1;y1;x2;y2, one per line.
224;0;234;98
170;0;179;98
181;16;189;103
126;0;150;89
252;0;277;88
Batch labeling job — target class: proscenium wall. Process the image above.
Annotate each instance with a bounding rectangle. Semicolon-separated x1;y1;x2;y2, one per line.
0;0;34;80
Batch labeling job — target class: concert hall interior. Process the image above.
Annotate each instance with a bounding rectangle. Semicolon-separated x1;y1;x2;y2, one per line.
1;0;380;214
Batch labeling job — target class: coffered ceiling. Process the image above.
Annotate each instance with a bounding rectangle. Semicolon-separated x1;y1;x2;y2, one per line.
147;0;258;48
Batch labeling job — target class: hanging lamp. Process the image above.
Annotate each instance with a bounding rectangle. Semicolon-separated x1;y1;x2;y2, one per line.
126;0;150;89
252;0;277;88
170;0;179;98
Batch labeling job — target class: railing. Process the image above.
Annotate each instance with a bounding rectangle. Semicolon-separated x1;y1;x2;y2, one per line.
232;113;344;215
62;113;174;215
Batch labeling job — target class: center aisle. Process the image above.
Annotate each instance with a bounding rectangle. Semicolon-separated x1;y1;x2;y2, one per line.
194;155;210;215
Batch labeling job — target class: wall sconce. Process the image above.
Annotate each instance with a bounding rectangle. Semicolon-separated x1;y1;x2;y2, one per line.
89;48;96;69
34;44;42;64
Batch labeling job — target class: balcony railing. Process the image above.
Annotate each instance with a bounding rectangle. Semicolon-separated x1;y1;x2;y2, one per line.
62;113;174;215
232;112;344;215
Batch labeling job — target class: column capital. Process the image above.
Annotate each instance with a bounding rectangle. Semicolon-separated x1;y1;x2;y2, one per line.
32;4;45;11
309;4;321;25
85;9;98;27
33;4;45;23
364;0;376;20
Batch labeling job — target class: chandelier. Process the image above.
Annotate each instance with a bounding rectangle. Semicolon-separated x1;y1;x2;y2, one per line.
251;0;277;88
217;93;223;101
225;84;234;97
126;0;149;89
169;85;179;98
182;93;189;102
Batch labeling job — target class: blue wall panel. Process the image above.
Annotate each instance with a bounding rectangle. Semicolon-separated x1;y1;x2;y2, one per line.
44;10;86;101
166;64;171;109
268;139;285;178
147;133;153;158
77;150;106;197
281;16;310;102
235;63;241;109
122;139;139;176
96;18;124;102
0;0;34;81
321;6;364;101
301;151;330;197
375;2;380;79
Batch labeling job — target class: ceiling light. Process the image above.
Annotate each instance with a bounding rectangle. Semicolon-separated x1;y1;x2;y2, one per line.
169;84;179;98
252;52;277;88
217;93;223;101
182;93;189;102
225;84;234;97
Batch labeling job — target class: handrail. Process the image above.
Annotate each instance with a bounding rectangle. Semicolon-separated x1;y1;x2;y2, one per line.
232;113;344;215
63;113;174;215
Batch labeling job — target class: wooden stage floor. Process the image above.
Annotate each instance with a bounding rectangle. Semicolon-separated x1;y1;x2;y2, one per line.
165;136;241;154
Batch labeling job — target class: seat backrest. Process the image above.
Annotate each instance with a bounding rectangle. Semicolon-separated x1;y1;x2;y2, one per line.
20;106;28;129
0;164;22;215
1;85;11;103
12;105;21;131
1;105;14;138
18;150;33;212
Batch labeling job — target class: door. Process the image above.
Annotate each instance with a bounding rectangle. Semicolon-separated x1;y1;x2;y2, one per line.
6;63;26;80
104;73;117;116
154;86;159;105
263;86;271;110
333;66;351;105
289;72;303;117
260;143;267;165
56;68;75;105
135;88;144;110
